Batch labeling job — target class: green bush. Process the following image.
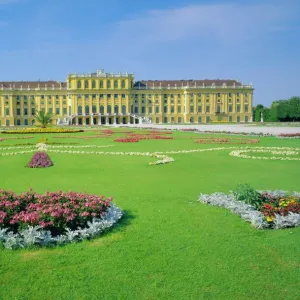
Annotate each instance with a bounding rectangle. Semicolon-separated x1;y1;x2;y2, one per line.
233;184;262;209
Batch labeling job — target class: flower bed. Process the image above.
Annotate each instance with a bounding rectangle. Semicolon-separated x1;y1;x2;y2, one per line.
53;134;112;140
2;128;84;134
0;189;123;249
195;137;260;144
27;151;53;168
0;136;34;142
126;133;173;140
114;137;139;142
199;186;300;229
277;133;300;138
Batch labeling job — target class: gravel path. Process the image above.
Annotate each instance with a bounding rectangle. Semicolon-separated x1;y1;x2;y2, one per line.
117;124;300;135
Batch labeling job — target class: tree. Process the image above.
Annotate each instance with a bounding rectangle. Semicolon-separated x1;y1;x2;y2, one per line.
35;110;53;128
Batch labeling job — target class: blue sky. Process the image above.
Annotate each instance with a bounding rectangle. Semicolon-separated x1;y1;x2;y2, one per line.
0;0;299;106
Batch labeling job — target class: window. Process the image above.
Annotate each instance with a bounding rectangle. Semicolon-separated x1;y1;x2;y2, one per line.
85;94;89;99
24;96;27;100
164;94;167;99
114;94;118;99
190;106;194;113
171;117;174;123
141;94;145;98
178;106;181;113
178;117;182;123
198;116;202;123
41;95;45;99
134;107;138;113
121;80;125;88
100;105;104;114
237;92;240;97
16;119;21;125
228;93;232;97
245;116;249;122
216;105;221;113
244;104;248;112
78;106;82;115
100;80;103;88
122;94;125;98
114;80;118;88
237;116;240;122
77;81;81;89
107;80;111;88
217;93;221;97
100;94;104;99
31;108;35;115
171;106;174;113
16;96;20;100
85;80;89;88
85;105;90;114
198;106;202;113
228;105;232;112
48;95;51;99
63;95;66;99
141;107;145;113
148;107;152;113
56;108;60;115
164;106;168;113
156;117;159;123
56;95;59;99
92;80;96;89
92;105;97;114
107;94;111;99
229;116;232;122
155;106;159;113
114;105;119;113
24;108;28;115
206;116;210;123
63;108;67;115
236;105;240;112
17;108;20;115
92;94;96;99
48;108;53;114
107;105;112;113
206;106;210;113
122;105;126;114
164;117;168;123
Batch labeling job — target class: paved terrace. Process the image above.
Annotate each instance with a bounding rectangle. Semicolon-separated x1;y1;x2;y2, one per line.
116;124;300;135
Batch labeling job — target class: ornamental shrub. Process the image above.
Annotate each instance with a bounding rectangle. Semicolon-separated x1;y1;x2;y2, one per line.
27;152;54;168
0;189;114;236
2;128;84;134
233;184;263;209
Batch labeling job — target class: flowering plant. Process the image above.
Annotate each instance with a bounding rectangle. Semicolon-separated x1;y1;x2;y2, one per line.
27;151;53;168
0;189;114;235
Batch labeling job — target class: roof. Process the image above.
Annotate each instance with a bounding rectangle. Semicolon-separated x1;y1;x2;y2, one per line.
0;81;67;89
134;79;243;88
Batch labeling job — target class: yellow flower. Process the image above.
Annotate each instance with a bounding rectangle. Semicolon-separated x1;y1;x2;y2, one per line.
266;216;274;222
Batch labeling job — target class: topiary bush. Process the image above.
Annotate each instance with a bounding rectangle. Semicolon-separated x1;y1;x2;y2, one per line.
27;152;54;168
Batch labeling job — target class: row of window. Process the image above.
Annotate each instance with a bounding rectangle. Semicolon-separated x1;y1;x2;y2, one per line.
74;80;130;89
0;95;67;100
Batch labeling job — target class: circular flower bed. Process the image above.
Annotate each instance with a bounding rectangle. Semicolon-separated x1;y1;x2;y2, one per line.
27;151;54;168
195;137;260;144
0;189;123;249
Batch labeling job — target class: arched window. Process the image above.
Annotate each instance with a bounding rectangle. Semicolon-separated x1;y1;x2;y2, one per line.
69;81;72;89
107;80;111;88
84;80;89;89
99;80;103;88
92;80;96;89
100;105;104;114
78;105;82;115
114;80;118;88
122;105;126;114
92;105;96;114
77;81;81;89
121;80;125;88
85;105;90;114
107;105;112;113
114;105;119;114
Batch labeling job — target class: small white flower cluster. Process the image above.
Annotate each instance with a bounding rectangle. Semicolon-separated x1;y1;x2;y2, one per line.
230;147;300;161
36;143;48;151
47;145;114;149
0;204;123;250
198;191;300;229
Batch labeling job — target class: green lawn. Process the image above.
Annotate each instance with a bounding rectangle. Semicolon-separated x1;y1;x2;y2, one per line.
0;130;300;300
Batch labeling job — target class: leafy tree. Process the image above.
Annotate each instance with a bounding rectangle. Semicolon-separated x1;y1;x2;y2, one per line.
34;111;53;128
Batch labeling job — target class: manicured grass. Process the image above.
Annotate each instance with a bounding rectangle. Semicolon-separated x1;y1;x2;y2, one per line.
0;130;300;300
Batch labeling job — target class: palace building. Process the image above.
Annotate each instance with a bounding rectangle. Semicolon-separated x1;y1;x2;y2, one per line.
0;69;253;126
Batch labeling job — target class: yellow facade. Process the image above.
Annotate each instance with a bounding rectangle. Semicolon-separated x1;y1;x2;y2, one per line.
0;70;253;126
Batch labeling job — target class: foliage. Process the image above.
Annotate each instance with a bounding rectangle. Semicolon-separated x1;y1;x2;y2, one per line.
34;110;53;128
27;151;54;168
233;184;263;209
0;189;114;236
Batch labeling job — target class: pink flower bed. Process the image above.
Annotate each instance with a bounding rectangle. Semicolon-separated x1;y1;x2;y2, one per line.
27;152;54;168
278;133;300;137
0;189;113;235
114;137;139;142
